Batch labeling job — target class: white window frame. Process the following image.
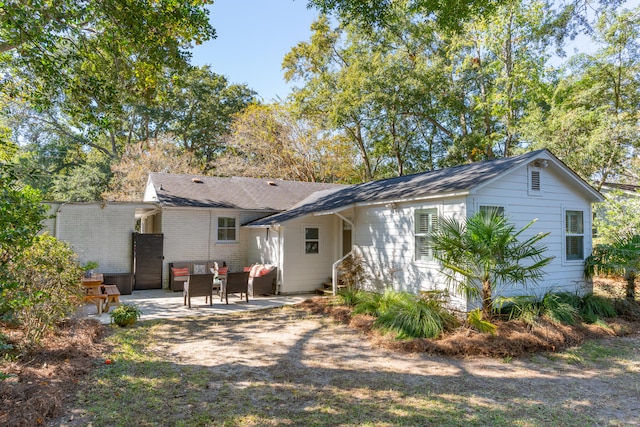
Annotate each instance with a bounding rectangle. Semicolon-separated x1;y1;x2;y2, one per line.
528;166;543;196
216;216;238;242
414;208;438;262
564;209;585;261
304;225;320;255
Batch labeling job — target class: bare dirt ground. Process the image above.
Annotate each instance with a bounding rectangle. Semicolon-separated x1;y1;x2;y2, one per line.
2;279;640;426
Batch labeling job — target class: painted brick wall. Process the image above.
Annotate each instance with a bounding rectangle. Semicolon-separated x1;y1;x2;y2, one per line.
160;207;274;288
49;203;137;273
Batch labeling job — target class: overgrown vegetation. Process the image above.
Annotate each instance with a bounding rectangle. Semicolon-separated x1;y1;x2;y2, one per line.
1;168;84;352
585;233;640;300
496;291;617;327
2;234;84;347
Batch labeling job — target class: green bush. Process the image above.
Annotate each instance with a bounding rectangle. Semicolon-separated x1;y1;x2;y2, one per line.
3;234;84;347
495;295;542;325
577;292;617;323
375;290;457;339
110;303;142;327
351;290;382;316
497;291;615;326
467;308;497;334
540;292;580;325
333;286;361;307
495;292;580;326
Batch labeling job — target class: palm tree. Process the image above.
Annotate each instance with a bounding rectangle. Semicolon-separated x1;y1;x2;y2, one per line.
585;233;640;301
431;209;554;318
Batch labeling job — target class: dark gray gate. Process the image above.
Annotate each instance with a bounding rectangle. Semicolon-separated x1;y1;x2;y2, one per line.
132;233;163;290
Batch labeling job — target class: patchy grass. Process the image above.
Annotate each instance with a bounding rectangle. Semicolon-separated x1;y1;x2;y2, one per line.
1;279;639;426
40;308;640;427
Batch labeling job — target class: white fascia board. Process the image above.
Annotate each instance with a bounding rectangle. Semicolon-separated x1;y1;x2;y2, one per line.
352;191;471;208
473;151;604;202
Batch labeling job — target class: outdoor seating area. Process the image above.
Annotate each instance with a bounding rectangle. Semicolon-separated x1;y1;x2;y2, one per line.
76;288;314;324
183;273;217;308
169;260;226;292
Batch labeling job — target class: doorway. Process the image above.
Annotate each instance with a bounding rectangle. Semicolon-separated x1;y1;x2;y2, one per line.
132;233;163;290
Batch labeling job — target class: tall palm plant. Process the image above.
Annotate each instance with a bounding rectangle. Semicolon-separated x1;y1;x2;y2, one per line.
585;233;640;301
431;210;554;318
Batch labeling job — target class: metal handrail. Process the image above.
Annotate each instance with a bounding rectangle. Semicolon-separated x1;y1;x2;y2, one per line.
331;250;353;295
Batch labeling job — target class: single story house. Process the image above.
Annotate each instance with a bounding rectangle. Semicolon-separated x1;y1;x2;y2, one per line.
139;149;603;310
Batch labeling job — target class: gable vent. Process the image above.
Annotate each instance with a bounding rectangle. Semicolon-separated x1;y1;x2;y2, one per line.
192;178;204;184
531;170;541;191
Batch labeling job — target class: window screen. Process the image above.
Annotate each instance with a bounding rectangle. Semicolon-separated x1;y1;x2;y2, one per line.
415;208;438;261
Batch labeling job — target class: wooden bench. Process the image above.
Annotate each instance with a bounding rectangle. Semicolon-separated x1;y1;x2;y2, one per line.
83;284;121;314
102;284;121;312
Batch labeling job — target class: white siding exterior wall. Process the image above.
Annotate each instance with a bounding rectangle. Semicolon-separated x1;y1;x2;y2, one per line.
353;198;468;310
469;163;594;302
278;215;340;294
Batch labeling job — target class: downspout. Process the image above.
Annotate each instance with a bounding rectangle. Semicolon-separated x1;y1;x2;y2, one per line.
273;224;282;295
53;203;67;239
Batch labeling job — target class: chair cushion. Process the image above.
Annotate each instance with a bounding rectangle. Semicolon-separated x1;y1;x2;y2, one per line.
218;266;228;275
171;267;190;277
193;264;206;274
249;264;261;278
256;266;273;277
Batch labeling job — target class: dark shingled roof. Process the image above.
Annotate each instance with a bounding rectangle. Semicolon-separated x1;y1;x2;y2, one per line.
246;149;558;226
147;173;347;211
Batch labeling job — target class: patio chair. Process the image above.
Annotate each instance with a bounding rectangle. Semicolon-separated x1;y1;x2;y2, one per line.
222;271;249;304
183;273;215;308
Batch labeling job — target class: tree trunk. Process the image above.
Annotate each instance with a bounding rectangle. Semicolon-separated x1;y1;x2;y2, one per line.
626;273;636;301
482;280;493;318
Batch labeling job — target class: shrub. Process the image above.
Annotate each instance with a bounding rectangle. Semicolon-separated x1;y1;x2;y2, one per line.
540;292;580;325
375;290;457;339
333;287;361;307
495;295;542;325
467;308;497;334
3;234;84;347
110;303;142;327
352;291;382;316
495;292;579;326
578;293;617;323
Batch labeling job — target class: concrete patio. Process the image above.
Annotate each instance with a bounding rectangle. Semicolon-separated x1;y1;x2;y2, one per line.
76;288;318;324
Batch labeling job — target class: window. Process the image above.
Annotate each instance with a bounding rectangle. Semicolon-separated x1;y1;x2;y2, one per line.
305;227;319;254
415;208;437;262
217;217;237;241
479;205;505;216
565;210;584;260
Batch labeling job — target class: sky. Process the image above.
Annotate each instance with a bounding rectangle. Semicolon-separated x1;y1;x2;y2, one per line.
190;1;639;102
190;0;320;102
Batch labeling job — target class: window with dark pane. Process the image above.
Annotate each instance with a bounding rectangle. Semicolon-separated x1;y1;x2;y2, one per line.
305;227;319;254
415;208;437;262
565;210;584;260
218;217;236;241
